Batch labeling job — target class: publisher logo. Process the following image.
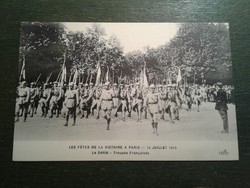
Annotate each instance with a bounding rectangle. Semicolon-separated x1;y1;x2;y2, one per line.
219;149;229;155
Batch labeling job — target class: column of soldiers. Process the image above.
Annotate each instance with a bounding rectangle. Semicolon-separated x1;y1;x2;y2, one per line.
15;80;233;134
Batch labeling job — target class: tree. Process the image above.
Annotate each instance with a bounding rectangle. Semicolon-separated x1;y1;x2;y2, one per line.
19;22;66;83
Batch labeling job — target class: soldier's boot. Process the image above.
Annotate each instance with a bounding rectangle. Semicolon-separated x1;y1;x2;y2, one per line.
64;121;68;127
24;113;27;122
86;110;89;119
154;122;159;136
114;112;118;117
91;109;94;116
72;116;76;126
151;121;155;134
41;107;45;117
44;108;49;118
15;112;19;122
222;119;229;133
30;108;33;117
106;118;111;130
127;111;131;117
144;111;147;119
49;110;53;118
20;109;23;117
122;112;125;121
80;112;85;119
56;110;59;118
169;114;174;124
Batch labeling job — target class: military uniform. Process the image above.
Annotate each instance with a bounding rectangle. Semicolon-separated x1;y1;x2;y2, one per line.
215;83;229;133
64;83;79;126
100;82;114;130
144;84;162;135
39;84;51;117
80;84;91;118
166;86;178;123
49;83;62;118
29;83;38;117
158;85;168;120
132;84;143;122
114;84;128;121
112;84;119;110
15;82;30;122
91;86;102;118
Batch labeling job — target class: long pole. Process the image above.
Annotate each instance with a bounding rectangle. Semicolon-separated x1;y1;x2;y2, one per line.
35;73;42;84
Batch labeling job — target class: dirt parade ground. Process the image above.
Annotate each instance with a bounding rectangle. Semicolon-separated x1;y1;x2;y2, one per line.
14;102;238;142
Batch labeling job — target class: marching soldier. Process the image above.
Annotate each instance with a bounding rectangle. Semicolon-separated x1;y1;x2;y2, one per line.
172;84;181;120
100;82;114;130
193;85;202;112
132;83;143;122
215;82;229;133
49;82;62;118
166;84;177;123
29;82;38;117
15;81;30;122
91;84;102;119
184;86;193;111
64;82;79;126
144;84;162;136
39;83;51;117
112;83;119;116
114;83;129;121
80;83;91;118
158;85;168;120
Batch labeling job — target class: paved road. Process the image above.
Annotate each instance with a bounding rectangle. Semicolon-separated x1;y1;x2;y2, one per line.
14;102;238;141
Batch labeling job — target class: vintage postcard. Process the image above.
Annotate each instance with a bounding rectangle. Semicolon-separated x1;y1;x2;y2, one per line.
13;22;238;161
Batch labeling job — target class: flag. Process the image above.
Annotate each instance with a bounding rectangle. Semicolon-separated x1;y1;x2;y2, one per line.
143;65;149;87
72;69;78;85
167;72;172;85
19;55;26;81
176;68;182;84
60;66;67;85
105;66;109;82
95;62;101;86
140;69;144;86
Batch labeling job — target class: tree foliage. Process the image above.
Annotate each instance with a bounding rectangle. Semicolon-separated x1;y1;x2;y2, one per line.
19;22;65;83
20;22;232;85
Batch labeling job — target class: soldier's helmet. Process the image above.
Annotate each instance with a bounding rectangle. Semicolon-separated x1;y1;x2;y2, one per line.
30;82;35;86
90;83;94;86
69;82;74;86
84;83;88;87
79;82;83;86
167;84;172;87
149;84;155;88
136;82;140;86
158;84;163;88
113;83;117;86
172;83;177;87
120;83;124;87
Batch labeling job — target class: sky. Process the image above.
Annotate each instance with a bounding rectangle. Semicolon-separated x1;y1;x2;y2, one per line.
63;23;178;54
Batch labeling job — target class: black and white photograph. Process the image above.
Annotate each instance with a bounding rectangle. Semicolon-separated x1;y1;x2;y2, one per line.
13;22;238;161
